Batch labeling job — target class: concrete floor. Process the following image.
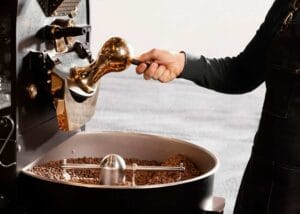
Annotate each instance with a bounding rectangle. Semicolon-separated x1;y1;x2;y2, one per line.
86;67;265;213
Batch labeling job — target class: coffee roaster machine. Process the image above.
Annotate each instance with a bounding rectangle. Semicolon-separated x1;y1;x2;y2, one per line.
0;0;225;213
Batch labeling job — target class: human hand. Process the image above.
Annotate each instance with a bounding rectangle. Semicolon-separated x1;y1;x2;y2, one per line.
135;49;185;83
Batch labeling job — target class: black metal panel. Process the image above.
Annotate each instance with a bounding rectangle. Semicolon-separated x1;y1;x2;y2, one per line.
0;0;91;212
0;0;17;212
18;173;214;214
16;0;90;167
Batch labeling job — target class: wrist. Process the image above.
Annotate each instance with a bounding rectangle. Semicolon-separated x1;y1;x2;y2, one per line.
177;51;186;77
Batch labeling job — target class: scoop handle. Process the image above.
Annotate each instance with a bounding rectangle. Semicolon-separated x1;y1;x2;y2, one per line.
131;58;151;67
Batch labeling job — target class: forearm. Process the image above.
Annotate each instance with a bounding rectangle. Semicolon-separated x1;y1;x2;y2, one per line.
179;53;265;94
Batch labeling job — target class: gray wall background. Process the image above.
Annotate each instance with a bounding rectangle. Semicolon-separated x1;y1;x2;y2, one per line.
87;1;274;213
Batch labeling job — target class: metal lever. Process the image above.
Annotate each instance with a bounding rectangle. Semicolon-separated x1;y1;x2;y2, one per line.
61;154;185;185
37;25;90;40
61;162;185;171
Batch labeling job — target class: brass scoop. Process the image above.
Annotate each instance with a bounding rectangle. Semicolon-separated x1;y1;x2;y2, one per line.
69;37;143;97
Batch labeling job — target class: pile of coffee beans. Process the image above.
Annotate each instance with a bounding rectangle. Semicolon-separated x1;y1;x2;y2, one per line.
29;154;201;186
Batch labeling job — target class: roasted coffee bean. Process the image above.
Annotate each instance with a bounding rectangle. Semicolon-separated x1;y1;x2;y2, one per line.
29;154;201;186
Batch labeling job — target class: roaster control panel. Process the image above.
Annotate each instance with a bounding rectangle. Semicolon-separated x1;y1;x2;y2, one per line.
0;0;92;212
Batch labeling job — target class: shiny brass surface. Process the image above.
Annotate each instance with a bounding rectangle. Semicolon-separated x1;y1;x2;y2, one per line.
50;73;64;96
52;78;99;131
70;37;132;94
48;66;98;131
52;19;76;53
55;37;68;53
26;84;38;99
39;36;136;131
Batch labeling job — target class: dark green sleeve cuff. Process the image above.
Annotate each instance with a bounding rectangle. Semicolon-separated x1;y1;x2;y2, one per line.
177;52;207;82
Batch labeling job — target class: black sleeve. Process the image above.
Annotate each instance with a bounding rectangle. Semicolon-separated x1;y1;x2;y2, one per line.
179;0;286;94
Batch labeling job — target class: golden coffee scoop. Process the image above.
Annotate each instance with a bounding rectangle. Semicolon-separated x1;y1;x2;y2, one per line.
69;37;145;97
